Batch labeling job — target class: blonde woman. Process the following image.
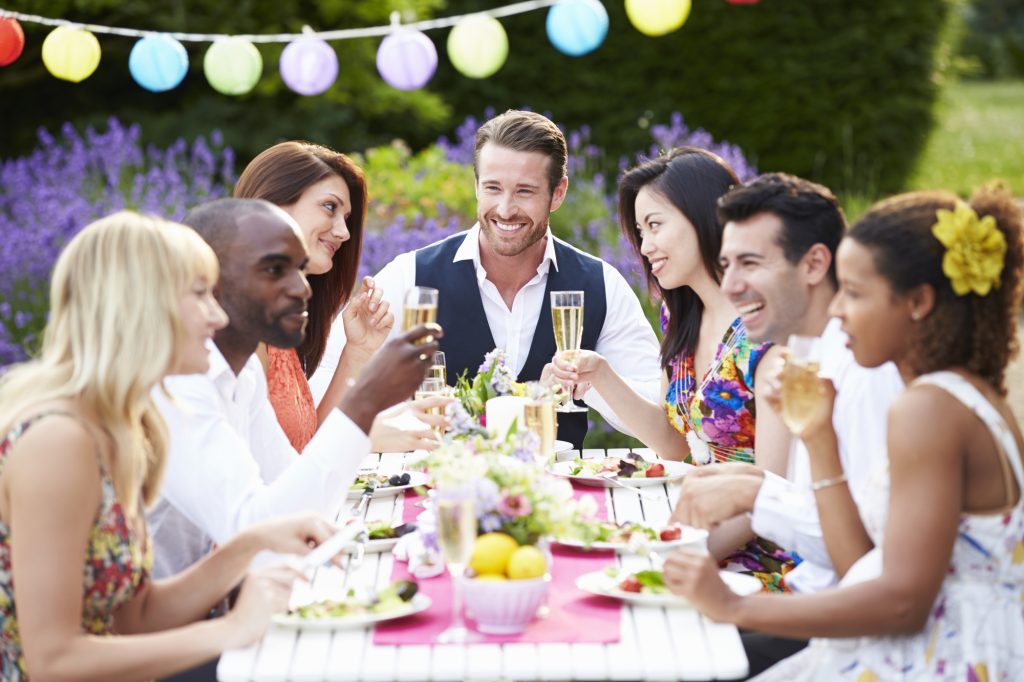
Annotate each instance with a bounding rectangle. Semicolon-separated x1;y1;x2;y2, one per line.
0;212;337;680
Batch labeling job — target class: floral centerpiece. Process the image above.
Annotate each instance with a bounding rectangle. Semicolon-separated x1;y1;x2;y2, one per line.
400;430;594;634
447;348;563;440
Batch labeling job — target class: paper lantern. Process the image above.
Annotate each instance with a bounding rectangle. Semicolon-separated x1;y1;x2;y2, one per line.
129;35;188;92
0;18;25;67
280;35;338;96
204;37;262;96
377;29;437;90
625;0;692;37
41;26;101;83
447;15;508;79
546;0;609;57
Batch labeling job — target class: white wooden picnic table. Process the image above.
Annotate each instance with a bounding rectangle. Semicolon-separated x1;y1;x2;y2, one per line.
218;448;749;681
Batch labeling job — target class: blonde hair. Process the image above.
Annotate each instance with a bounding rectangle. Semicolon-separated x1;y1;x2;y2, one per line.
0;211;219;513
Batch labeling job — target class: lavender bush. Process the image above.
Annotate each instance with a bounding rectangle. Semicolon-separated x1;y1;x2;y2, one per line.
0;118;235;365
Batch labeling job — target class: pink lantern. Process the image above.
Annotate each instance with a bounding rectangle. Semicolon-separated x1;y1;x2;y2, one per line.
0;18;25;67
280;34;338;96
376;29;437;90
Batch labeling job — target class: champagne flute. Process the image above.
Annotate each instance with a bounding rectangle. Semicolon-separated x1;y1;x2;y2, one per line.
780;334;824;436
429;351;447;387
403;286;438;344
550;290;587;413
414;376;447;438
435;491;481;644
523;381;557;465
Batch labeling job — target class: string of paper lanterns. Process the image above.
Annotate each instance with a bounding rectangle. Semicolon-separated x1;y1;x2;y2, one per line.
0;0;753;95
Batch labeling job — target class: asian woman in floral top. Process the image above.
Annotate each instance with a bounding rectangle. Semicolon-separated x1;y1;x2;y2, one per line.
0;212;339;680
545;148;796;591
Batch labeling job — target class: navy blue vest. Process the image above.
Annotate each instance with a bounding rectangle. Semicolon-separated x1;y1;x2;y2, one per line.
415;232;607;449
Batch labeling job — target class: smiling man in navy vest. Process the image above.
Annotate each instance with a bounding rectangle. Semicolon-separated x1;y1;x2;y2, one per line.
313;110;661;449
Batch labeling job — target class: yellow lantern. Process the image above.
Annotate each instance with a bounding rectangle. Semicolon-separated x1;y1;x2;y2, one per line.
41;26;101;83
204;37;263;96
625;0;692;37
446;15;508;79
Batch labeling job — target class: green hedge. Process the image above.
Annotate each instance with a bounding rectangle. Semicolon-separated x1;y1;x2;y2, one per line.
429;0;958;196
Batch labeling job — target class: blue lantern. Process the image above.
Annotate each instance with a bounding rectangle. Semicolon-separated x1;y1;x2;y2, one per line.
129;35;189;92
546;0;609;57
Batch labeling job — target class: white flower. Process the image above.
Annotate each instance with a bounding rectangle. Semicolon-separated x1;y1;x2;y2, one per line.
686;429;713;465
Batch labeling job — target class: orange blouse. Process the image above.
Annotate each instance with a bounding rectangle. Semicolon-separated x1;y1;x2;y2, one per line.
265;346;318;452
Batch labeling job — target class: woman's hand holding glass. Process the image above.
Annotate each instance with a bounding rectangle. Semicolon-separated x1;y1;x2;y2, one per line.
342;275;393;357
542;349;606;401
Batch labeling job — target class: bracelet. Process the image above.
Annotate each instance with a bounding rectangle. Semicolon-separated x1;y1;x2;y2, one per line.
811;473;848;492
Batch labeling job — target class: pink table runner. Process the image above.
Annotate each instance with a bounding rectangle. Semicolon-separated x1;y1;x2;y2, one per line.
373;486;621;645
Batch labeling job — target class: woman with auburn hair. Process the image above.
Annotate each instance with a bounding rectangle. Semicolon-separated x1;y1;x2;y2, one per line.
665;184;1024;680
235;141;441;451
0;212;338;680
546;147;794;591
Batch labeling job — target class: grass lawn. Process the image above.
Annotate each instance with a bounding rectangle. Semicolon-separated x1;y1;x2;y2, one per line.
906;79;1024;196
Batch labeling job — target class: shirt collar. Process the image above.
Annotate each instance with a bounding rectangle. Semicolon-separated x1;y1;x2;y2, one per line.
453;223;559;277
206;340;262;403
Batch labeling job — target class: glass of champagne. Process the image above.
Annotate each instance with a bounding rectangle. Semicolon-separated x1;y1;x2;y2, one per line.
403;286;439;344
435;490;481;644
429;351;447;387
550;291;587;413
780;334;824;436
523;381;557;465
414;376;447;438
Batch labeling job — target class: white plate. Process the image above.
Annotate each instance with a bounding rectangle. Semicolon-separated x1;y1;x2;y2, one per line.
346;471;429;499
552;525;708;553
273;593;431;630
547;458;689;487
553;439;573;453
576;569;760;607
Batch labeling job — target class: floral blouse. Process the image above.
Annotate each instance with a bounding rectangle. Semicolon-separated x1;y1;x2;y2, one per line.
661;307;798;591
0;412;152;681
663;309;767;464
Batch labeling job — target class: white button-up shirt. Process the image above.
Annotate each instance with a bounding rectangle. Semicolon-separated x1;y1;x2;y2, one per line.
750;318;904;592
148;343;369;578
310;225;662;434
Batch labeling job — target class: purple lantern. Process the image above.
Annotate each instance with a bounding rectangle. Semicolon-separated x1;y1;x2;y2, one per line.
376;29;438;91
280;35;338;96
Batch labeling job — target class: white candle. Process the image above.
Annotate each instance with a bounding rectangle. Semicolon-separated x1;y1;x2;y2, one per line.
485;395;526;442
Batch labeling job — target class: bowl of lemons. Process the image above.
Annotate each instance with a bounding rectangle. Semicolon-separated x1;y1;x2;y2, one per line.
461;532;551;634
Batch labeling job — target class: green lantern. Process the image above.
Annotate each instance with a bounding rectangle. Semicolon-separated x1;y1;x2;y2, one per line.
204;37;262;95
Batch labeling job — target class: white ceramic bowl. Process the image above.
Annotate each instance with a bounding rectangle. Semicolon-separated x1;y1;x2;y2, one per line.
461;574;551;634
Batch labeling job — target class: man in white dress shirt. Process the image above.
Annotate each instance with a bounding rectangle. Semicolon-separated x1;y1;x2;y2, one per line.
148;198;439;579
312;110;661;448
669;173;904;674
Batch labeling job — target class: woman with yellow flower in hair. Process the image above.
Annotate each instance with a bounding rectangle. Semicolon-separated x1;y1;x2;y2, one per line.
663;183;1024;680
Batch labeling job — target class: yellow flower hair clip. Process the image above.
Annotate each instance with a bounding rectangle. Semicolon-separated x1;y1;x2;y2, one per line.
931;202;1007;296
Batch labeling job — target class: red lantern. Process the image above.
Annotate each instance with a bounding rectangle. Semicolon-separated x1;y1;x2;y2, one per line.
0;18;25;67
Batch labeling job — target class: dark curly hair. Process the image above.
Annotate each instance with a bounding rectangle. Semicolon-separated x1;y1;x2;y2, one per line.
617;147;740;368
848;184;1023;394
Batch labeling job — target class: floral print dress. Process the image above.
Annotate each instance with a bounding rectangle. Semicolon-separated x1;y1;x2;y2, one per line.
662;309;798;591
0;412;152;681
754;371;1024;681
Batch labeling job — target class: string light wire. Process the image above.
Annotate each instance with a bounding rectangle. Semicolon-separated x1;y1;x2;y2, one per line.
0;1;560;43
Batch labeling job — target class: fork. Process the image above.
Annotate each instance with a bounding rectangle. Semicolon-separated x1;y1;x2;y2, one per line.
597;473;665;502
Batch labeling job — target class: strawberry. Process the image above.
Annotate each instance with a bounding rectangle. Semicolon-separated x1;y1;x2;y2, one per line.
645;463;665;478
618;576;642;593
659;527;682;542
